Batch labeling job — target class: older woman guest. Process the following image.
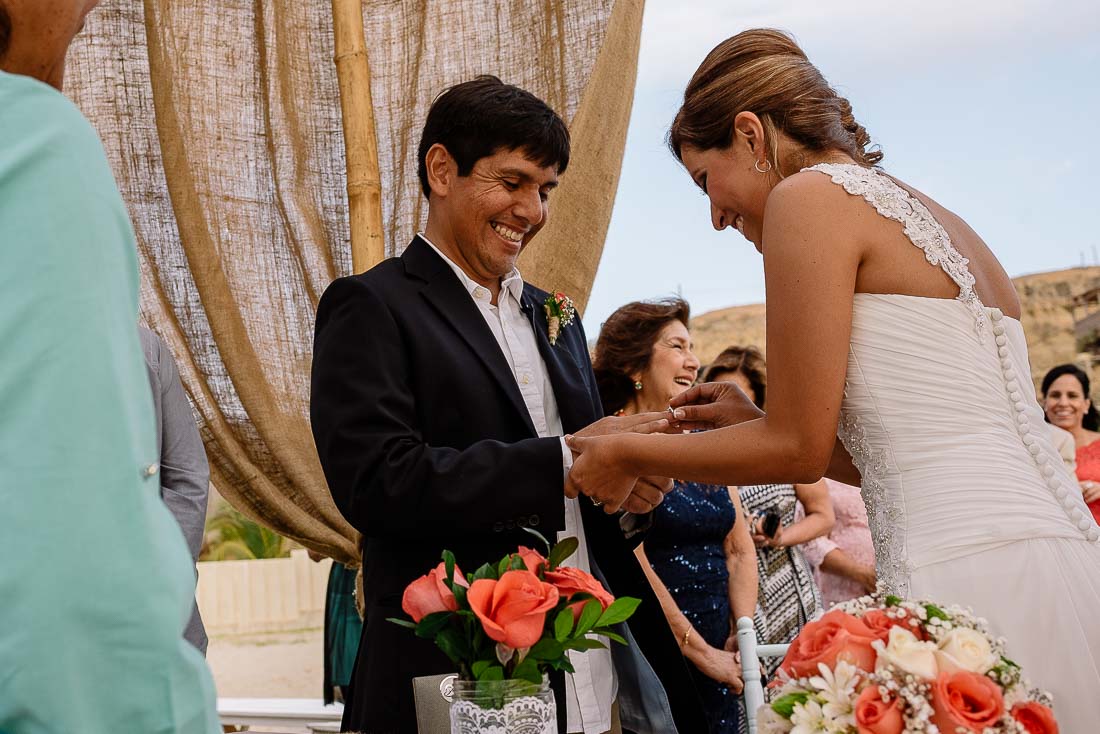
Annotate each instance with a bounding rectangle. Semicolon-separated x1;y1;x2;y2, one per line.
703;346;833;675
1041;364;1100;523
0;2;217;732
593;299;758;734
799;479;876;609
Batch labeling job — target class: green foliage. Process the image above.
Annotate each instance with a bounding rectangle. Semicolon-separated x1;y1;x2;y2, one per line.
201;504;290;561
547;536;578;570
771;692;811;719
924;603;950;623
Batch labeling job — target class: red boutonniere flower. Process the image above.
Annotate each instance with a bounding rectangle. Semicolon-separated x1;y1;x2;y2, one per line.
543;291;576;346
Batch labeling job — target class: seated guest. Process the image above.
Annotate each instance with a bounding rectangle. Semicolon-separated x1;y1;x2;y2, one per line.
0;2;217;732
140;326;210;655
703;346;832;678
799;479;876;609
593;299;759;734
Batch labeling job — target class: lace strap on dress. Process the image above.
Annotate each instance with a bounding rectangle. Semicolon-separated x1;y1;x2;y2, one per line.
803;162;988;336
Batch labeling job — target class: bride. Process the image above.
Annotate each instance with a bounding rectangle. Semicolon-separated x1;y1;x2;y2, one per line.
565;28;1100;728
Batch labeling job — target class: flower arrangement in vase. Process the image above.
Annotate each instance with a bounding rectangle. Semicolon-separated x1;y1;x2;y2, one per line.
390;531;639;734
760;594;1058;734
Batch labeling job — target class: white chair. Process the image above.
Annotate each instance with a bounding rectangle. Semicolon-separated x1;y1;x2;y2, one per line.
736;616;790;734
217;697;343;729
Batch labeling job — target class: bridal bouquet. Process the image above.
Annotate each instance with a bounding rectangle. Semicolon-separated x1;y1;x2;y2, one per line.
760;595;1058;734
390;531;638;682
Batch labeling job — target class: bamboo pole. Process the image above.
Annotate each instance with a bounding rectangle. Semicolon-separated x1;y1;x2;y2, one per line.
331;0;385;273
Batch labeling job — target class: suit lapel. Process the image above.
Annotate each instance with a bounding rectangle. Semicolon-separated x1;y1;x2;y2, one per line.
522;287;595;434
406;238;538;437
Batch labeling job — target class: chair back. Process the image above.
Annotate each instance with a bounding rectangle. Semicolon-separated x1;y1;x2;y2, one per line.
736;617;790;734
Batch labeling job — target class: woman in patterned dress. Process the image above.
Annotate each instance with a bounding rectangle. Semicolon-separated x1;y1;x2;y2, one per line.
704;347;833;677
1041;364;1100;523
593;299;758;734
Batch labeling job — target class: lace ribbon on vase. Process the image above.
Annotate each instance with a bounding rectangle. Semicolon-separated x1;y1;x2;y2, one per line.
450;696;556;734
837;412;910;597
803;163;988;336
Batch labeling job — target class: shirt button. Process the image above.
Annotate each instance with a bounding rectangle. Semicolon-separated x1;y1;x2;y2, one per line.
521;374;531;385
143;463;159;478
474;287;488;300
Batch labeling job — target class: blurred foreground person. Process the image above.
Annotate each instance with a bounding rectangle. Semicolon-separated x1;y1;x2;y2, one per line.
0;2;217;732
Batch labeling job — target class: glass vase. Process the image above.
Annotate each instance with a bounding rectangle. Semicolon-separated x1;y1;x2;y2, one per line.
449;674;556;734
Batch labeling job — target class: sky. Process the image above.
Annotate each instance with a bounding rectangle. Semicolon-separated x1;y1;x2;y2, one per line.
585;0;1100;329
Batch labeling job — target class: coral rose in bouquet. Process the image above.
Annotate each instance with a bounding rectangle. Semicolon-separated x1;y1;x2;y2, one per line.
759;594;1058;734
389;532;639;685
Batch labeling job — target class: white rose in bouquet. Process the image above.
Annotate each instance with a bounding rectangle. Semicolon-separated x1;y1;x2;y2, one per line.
875;625;939;680
935;627;998;674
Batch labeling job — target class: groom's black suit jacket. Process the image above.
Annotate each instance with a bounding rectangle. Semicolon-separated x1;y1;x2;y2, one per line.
311;236;705;733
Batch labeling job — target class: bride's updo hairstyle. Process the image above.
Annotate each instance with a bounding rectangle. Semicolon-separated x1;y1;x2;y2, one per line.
668;29;882;175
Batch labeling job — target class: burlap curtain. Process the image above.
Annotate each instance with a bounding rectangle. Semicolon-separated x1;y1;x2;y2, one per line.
65;0;643;565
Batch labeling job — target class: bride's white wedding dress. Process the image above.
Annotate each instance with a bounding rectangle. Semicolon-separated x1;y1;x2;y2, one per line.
806;163;1100;728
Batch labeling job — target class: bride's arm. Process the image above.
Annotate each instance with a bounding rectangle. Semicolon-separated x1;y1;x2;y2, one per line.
567;176;864;509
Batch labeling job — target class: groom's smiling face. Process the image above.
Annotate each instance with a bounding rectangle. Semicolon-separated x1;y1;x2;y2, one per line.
425;143;559;287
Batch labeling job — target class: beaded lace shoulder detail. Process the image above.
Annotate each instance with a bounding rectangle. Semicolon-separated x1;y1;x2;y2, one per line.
803;162;987;335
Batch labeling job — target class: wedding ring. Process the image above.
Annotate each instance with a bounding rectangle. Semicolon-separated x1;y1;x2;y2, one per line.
590;497;604;507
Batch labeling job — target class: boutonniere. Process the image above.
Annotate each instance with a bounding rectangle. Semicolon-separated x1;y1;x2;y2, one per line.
543;291;577;346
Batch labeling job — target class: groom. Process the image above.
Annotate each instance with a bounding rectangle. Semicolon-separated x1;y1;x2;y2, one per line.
310;76;706;734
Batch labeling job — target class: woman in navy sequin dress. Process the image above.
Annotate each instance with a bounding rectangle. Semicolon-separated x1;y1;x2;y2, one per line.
593;299;759;734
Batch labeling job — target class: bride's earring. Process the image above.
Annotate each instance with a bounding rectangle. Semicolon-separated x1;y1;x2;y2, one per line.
634;380;643;391
754;158;773;173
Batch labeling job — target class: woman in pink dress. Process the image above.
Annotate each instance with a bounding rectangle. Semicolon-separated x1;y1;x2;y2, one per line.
800;480;876;609
1041;364;1100;523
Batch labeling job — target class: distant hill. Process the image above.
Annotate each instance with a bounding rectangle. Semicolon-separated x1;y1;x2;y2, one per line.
691;266;1100;389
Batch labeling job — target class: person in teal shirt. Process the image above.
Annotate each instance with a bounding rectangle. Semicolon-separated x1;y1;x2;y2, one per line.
0;2;218;732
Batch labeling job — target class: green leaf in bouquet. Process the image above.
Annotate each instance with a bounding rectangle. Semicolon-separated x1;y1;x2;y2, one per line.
575;599;603;637
924;603;950;622
528;638;565;661
554;608;574;642
565;638;608;652
387;617;417;629
596;597;641;627
547;536;579;571
884;595;902;607
592;629;628;645
473;563;497;582
414;611;453;640
453;583;468;608
471;660;493;679
522;527;552;554
480;665;504;681
497;554;517;578
435;627;470;664
1001;655;1020;669
771;692;810;719
442;550;457;592
511;656;542;685
510;554;526;571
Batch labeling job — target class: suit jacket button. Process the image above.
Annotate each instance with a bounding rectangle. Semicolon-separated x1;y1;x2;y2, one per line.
529;514;540;527
493;522;504;533
505;520;516;530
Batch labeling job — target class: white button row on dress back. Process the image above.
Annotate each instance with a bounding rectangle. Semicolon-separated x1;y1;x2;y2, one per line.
989;308;1100;542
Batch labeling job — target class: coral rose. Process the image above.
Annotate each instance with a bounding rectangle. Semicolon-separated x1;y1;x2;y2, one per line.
778;609;877;679
544;566;615;621
854;685;904;734
930;671;1004;733
1011;701;1059;734
402;561;468;623
513;546;548;574
468;569;560;649
862;608;926;641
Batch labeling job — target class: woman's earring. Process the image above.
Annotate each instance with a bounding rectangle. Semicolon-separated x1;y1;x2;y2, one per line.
634;381;643;391
754;158;773;174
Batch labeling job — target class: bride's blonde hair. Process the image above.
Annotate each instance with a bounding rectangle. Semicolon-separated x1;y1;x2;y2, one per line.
668;29;882;174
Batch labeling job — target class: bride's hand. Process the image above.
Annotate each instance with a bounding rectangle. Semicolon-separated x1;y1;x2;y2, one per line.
564;433;638;513
668;381;763;431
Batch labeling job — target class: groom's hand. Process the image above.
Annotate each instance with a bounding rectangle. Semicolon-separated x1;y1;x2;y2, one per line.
569;412;670;458
620;475;674;515
668;381;763;431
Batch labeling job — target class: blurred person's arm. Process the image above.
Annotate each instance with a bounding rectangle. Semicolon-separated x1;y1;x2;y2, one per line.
753;479;834;548
819;547;877;594
725;488;758;622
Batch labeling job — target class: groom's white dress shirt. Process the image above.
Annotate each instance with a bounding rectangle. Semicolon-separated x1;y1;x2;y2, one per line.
423;235;616;733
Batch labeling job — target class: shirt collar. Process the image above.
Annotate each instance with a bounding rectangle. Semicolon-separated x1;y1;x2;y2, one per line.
418;232;524;306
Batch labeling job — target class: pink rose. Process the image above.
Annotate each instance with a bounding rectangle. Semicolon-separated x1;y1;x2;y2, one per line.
854;685;904;734
1011;702;1059;734
513;546;548;574
778;609;878;679
544;566;615;621
930;671;1004;733
468;569;560;648
401;561;468;623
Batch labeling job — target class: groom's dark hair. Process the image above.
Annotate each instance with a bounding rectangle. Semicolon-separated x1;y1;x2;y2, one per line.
417;75;570;198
